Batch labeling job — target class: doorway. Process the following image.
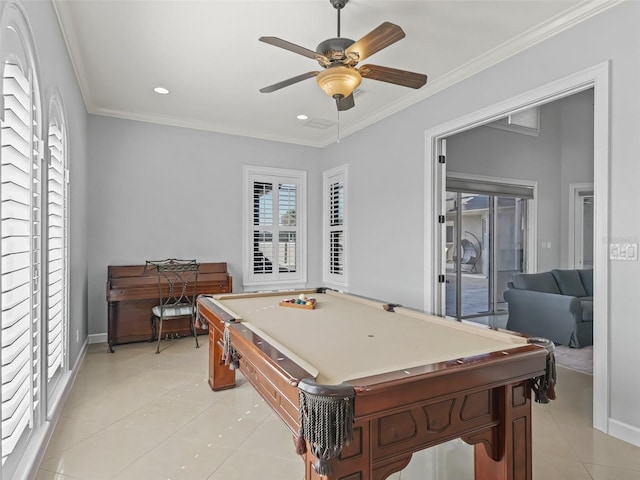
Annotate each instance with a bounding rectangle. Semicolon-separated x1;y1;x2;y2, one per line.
424;62;609;434
569;183;594;269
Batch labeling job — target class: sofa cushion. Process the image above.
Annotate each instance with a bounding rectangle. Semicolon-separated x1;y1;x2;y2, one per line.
511;272;560;294
578;269;594;296
552;269;587;297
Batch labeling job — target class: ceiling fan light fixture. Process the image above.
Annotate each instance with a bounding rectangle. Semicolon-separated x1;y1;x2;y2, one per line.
259;0;426;111
316;66;361;99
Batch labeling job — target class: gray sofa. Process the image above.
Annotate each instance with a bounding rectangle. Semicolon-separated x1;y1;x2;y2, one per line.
504;269;593;348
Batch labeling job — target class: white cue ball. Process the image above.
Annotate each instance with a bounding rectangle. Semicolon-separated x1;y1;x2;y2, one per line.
298;293;307;300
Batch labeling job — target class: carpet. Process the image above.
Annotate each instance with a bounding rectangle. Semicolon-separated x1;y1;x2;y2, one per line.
553;344;593;375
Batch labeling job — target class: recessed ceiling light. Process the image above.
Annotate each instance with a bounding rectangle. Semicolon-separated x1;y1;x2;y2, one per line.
153;87;170;95
296;114;309;120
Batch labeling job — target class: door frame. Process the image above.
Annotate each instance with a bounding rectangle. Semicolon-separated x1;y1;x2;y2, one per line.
424;61;610;433
568;182;594;269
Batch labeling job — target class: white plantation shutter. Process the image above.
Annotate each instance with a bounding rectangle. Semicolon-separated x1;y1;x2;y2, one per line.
252;181;274;275
329;181;343;274
277;183;297;273
323;166;347;286
46;117;65;382
250;179;299;278
244;166;306;289
1;62;41;465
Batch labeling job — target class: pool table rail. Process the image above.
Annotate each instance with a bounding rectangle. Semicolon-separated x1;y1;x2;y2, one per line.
347;343;547;394
198;294;316;434
230;322;311;434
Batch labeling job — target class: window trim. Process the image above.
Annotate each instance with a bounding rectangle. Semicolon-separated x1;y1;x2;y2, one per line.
0;2;44;473
44;90;69;405
323;164;348;288
243;165;307;291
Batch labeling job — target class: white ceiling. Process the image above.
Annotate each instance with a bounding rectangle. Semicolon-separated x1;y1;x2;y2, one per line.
52;1;613;148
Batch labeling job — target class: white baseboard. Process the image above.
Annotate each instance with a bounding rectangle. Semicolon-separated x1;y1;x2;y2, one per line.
89;332;107;344
609;418;640;448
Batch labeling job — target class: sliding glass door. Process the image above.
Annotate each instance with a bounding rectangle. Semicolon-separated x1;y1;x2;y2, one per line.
495;196;526;312
446;192;489;318
446;180;530;324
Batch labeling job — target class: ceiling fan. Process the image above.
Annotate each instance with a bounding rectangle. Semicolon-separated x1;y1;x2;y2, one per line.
259;0;428;111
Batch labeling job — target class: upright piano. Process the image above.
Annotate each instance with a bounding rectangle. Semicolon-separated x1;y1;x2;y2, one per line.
106;262;232;352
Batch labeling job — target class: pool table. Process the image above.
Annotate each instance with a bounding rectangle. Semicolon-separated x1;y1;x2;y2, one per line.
197;289;554;480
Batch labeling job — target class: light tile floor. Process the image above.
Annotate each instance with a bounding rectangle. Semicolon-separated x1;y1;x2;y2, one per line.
36;338;640;480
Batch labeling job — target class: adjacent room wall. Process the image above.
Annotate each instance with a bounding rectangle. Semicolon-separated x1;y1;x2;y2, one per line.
444;89;594;272
558;90;595;268
446;102;563;272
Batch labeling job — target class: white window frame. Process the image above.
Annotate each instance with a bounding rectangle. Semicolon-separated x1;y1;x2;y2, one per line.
0;3;44;474
45;91;69;401
243;165;307;291
323;164;348;288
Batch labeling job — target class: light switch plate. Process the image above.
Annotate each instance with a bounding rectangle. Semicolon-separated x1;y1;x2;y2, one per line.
609;243;638;261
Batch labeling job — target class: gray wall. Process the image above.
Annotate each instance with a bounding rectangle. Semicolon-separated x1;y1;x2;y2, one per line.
445;89;594;272
559;90;595;267
321;2;639;439
18;0;88;368
87;117;324;336
320;123;427;308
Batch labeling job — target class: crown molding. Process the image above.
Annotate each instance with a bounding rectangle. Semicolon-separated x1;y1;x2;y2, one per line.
89;107;329;148
55;0;623;149
335;0;624;147
52;1;95;115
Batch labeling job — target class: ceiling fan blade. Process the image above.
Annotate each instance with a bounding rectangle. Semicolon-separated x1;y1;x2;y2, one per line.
359;64;427;89
259;36;328;62
345;22;405;62
259;71;319;93
337;94;355;111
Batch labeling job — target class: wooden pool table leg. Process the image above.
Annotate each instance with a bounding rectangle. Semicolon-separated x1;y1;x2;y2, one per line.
301;421;376;480
207;319;236;391
473;382;533;480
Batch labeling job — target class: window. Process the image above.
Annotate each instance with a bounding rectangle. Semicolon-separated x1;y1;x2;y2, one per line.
0;4;44;473
243;166;306;290
486;107;540;137
323;165;347;287
1;59;42;467
46;94;68;393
